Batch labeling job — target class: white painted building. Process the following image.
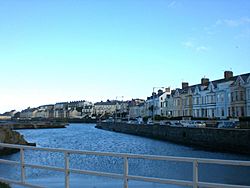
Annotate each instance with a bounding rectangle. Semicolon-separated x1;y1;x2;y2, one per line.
144;88;170;118
169;71;250;119
246;75;250;116
128;99;145;119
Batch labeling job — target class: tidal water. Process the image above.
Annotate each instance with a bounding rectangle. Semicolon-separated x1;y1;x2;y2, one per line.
0;123;250;188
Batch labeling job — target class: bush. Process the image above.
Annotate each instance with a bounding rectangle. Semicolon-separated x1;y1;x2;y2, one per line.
168;116;182;120
0;182;10;188
239;116;250;122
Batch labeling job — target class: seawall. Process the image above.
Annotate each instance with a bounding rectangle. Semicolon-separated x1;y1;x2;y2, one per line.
0;121;67;130
96;122;250;155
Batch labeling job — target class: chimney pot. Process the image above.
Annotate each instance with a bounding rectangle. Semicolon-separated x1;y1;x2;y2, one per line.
201;78;209;86
182;82;189;89
224;71;233;79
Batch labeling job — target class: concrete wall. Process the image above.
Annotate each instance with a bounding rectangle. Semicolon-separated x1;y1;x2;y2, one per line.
96;123;250;155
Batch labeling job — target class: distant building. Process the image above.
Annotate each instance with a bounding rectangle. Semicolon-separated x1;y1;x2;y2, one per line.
0;115;11;120
167;71;250;119
93;100;126;118
20;108;38;119
144;88;171;118
0;110;18;119
128;99;145;119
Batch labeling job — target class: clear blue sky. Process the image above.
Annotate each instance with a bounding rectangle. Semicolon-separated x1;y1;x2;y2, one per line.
0;0;250;113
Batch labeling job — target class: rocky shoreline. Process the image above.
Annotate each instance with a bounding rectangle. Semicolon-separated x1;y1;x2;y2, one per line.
0;121;67;156
0;127;35;156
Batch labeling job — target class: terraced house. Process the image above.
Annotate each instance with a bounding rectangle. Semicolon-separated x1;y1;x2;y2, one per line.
164;71;250;119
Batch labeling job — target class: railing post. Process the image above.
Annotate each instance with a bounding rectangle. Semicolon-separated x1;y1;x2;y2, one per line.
64;152;70;188
20;148;25;183
193;160;198;188
123;157;128;188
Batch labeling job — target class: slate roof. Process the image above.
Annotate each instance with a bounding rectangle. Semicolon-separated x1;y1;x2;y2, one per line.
172;72;250;96
94;100;122;105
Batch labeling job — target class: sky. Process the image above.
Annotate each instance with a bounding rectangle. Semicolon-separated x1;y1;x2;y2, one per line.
0;0;250;113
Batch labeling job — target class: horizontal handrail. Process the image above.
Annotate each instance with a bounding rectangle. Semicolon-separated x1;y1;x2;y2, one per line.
1;143;250;166
0;158;20;165
71;168;123;179
127;175;193;186
0;143;250;188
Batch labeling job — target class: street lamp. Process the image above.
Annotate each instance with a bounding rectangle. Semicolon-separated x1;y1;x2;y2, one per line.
115;96;124;123
152;87;164;122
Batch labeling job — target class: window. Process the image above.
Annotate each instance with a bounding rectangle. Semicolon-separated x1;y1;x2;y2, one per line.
221;108;224;116
228;93;231;102
235;91;238;101
212;95;215;103
212;109;215;117
236;107;239;117
221;93;224;102
241;107;245;117
240;91;244;101
232;107;235;117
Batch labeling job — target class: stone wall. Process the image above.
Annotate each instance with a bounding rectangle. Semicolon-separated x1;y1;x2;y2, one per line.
96;123;250;155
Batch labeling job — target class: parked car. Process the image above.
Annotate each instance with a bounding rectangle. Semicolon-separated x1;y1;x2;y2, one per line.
147;118;154;125
194;121;206;128
181;120;206;128
217;121;239;128
170;121;183;127
102;117;114;123
158;121;172;126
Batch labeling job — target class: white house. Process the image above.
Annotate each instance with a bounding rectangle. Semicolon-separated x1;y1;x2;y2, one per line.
246;75;250;116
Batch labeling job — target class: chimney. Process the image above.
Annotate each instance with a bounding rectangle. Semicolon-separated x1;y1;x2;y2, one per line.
182;82;189;89
224;71;233;80
152;92;156;96
165;87;170;93
158;89;163;95
201;78;209;86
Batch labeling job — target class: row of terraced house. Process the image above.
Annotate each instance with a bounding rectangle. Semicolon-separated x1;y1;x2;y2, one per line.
18;100;129;119
3;71;250;120
140;71;250;120
19;101;94;119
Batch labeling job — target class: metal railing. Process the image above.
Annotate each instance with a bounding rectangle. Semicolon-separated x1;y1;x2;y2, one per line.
0;143;250;188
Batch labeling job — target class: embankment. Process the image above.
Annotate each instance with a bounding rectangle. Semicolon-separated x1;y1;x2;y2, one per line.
0;127;33;156
0;121;67;130
96;122;250;155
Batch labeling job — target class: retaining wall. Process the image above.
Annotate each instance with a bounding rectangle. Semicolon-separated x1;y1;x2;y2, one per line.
96;123;250;155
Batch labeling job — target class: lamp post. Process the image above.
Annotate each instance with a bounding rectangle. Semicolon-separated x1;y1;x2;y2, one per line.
152;87;164;122
115;96;124;123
